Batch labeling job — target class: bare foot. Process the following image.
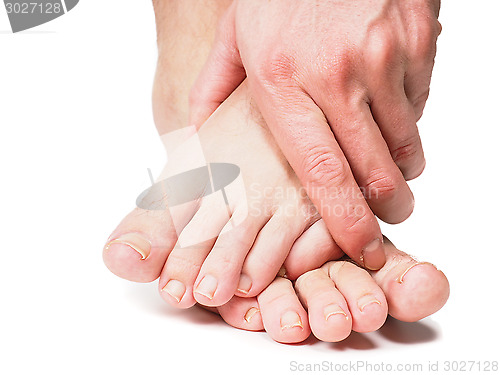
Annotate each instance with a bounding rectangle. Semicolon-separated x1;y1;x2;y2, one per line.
214;240;449;343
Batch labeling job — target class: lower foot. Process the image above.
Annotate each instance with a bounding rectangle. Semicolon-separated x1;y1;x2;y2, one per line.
213;239;449;343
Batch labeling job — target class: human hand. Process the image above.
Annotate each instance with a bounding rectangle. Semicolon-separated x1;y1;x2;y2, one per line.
189;0;441;270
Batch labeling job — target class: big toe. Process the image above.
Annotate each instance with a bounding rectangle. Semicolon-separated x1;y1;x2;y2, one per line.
370;238;450;322
103;208;177;282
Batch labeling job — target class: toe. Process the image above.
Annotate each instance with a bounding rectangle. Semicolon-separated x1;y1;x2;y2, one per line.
103;208;177;282
324;261;388;333
159;241;213;308
193;212;266;306
284;219;344;280
370;238;450;322
239;209;306;297
216;296;264;331
295;269;352;342
257;277;310;343
159;196;232;308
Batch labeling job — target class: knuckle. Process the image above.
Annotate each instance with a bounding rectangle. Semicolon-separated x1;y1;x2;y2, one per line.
342;203;371;234
366;30;398;72
391;135;422;165
302;147;348;188
230;227;256;250
317;48;356;92
364;168;399;202
256;50;298;86
295;269;321;290
212;251;239;271
411;89;430;120
166;252;201;274
411;89;430;108
330;260;359;276
408;20;437;62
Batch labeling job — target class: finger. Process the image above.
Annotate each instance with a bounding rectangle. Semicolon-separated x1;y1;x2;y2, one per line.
247;85;385;270
372;91;426;180
188;3;246;128
319;96;416;223
405;64;435;122
404;14;440;121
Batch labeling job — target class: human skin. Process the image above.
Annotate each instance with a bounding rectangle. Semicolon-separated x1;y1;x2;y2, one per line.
189;0;442;271
102;0;449;344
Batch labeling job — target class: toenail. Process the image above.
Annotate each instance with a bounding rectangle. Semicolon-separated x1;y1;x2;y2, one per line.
105;233;151;260
357;294;382;312
361;238;386;271
237;274;252;295
195;275;218;300
397;262;439;284
324;304;348;321
280;311;303;331
244;307;260;323
162;280;186;303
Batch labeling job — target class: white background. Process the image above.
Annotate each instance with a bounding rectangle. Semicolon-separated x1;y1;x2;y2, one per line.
1;1;499;374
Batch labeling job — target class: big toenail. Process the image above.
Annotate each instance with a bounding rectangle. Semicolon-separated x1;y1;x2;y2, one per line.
357;295;382;312
195;275;218;300
162;280;185;303
280;311;303;331
361;238;386;271
105;233;151;260
397;262;439;284
324;304;348;321
244;307;260;323
237;274;252;295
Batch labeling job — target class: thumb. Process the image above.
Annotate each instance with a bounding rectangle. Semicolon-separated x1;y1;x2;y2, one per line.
189;4;246;128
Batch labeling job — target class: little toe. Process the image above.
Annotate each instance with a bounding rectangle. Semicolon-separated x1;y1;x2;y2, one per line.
103;208;177;283
370;238;450;322
284;218;344;280
295;269;352;342
216;296;264;331
238;210;306;297
257;277;310;343
324;261;388;333
193;213;266;306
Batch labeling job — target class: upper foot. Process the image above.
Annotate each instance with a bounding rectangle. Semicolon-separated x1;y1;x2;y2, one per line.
103;82;343;308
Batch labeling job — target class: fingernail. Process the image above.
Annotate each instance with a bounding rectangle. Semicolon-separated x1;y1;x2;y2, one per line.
162;279;186;303
280;311;303;331
244;307;260;323
237;274;252;295
362;238;386;270
397;262;439;284
358;294;382;312
195;275;218;300
105;233;151;260
324;304;348;321
277;266;287;278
